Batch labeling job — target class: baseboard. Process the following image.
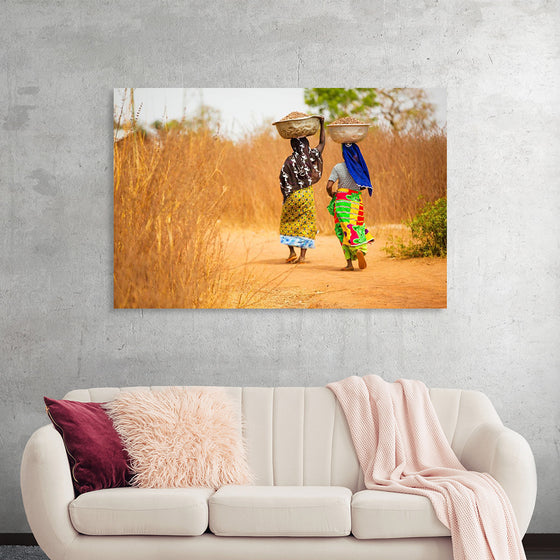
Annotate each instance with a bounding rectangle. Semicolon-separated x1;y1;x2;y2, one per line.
0;534;37;546
0;532;558;547
523;533;560;549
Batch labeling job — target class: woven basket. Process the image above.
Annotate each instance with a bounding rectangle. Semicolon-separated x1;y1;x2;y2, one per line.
327;124;370;144
272;116;321;139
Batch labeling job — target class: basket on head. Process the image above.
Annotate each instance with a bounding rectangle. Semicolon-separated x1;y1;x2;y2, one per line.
272;112;321;139
327;117;370;143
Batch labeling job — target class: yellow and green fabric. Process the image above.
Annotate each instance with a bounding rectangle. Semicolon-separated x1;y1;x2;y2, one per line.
327;188;374;260
280;187;316;249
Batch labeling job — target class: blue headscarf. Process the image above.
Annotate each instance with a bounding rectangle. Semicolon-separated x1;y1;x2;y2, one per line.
342;143;372;196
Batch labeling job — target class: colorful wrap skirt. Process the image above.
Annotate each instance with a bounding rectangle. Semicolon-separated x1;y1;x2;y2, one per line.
327;188;374;260
279;187;316;249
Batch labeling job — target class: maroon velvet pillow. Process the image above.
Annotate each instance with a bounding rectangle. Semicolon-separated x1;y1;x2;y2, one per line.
44;397;131;495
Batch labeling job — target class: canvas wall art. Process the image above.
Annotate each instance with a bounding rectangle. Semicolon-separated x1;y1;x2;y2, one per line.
113;88;447;309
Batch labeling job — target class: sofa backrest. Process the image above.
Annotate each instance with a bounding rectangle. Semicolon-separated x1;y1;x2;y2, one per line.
63;386;502;493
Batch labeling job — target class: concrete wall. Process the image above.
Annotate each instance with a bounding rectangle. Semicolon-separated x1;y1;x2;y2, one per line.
2;0;558;533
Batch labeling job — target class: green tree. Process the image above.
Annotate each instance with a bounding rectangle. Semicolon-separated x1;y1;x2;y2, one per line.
304;88;437;133
304;88;379;121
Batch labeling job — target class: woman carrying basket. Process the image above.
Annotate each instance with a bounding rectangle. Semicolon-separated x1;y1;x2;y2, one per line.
326;142;374;271
279;117;325;264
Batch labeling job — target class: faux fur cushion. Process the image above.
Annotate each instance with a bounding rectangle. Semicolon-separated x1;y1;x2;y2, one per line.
103;387;251;489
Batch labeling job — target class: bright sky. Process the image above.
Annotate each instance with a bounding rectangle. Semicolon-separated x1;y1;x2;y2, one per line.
114;88;446;139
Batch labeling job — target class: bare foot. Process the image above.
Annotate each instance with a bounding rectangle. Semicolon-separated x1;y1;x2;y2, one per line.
356;251;367;270
341;265;354;271
295;257;307;264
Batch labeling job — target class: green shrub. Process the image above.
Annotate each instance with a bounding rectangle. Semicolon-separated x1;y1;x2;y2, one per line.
383;197;447;258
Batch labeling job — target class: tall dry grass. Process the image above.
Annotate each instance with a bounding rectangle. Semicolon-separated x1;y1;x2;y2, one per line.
219;126;446;232
114;125;446;308
114;130;232;308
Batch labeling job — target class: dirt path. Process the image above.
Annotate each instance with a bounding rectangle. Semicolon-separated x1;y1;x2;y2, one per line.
223;228;446;309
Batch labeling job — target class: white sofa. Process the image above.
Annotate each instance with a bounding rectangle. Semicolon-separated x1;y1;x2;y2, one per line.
21;386;537;560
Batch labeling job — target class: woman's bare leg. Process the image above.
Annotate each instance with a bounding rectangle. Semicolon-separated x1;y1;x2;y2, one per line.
341;258;354;271
295;248;307;263
286;246;297;263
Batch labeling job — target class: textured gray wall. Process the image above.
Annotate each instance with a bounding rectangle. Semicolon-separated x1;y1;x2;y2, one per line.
2;0;559;534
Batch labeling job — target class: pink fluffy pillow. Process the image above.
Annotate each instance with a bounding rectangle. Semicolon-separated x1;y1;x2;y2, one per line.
103;387;251;489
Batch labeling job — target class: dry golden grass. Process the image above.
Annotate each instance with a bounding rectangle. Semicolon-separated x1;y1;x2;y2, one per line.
219;126;446;232
114;130;232;308
114;125;446;308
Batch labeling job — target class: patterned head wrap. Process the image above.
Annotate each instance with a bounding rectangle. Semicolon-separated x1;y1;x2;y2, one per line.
279;138;321;202
342;143;373;196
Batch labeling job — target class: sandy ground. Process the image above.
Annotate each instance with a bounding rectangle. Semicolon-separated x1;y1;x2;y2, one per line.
223;228;447;309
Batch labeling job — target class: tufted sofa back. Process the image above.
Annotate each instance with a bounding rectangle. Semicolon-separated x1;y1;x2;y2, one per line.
64;386;501;493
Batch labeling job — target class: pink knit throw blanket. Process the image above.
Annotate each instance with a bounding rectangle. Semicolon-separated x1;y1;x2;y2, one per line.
327;375;525;560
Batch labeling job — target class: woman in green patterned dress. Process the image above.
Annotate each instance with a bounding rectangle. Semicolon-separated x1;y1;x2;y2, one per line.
326;143;374;271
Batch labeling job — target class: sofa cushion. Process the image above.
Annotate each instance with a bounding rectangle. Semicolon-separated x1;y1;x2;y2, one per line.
69;487;214;536
209;485;351;537
351;489;450;539
44;397;131;495
103;387;252;489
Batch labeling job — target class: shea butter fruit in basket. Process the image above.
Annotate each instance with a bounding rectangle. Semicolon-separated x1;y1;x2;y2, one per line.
327;116;370;144
272;111;321;139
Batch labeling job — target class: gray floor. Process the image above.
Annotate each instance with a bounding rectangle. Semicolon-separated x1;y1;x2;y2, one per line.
2;545;559;560
0;547;47;560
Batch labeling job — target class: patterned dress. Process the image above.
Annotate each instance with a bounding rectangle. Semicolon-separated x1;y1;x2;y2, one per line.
279;187;317;248
328;149;374;261
327;187;374;260
279;138;322;249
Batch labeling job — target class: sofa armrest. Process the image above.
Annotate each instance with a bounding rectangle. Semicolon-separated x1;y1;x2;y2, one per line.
460;422;537;535
21;424;78;559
